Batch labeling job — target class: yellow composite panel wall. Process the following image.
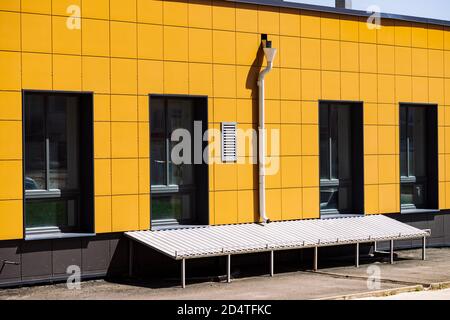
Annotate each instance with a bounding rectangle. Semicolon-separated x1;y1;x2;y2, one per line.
1;1;450;239
0;2;24;240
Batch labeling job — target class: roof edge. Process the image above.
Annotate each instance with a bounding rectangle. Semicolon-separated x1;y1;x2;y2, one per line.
227;0;450;28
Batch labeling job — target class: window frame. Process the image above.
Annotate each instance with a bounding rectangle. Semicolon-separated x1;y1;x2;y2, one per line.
22;90;94;238
150;97;196;191
320;104;353;215
319;101;364;217
149;94;209;228
400;105;426;210
399;103;438;212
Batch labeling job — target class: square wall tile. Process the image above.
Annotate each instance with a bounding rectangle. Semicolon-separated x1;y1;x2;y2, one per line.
22;13;51;53
111;122;138;158
82;57;111;94
111;159;139;195
112;195;139;232
95;196;112;234
282;188;302;221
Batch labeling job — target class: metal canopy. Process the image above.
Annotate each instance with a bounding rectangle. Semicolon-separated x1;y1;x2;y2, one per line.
126;215;430;288
126;215;429;260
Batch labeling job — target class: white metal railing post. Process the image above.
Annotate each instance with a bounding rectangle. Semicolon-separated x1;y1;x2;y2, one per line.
227;255;231;283
313;247;318;271
422;236;426;261
270;251;274;277
390;240;394;264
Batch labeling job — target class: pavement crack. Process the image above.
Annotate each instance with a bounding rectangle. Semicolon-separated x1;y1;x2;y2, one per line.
303;270;429;287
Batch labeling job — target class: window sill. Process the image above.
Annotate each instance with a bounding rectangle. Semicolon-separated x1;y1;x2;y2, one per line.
152;224;205;231
25;232;96;241
321;213;364;219
400;209;440;215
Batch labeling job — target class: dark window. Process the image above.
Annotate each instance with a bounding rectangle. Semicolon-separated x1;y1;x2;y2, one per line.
150;96;208;227
319;102;364;216
24;92;93;235
400;104;438;210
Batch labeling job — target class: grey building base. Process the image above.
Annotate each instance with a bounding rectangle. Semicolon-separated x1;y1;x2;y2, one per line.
377;212;450;250
1;212;450;288
0;233;129;288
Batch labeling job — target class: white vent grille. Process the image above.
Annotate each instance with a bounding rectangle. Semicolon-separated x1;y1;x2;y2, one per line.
221;122;237;162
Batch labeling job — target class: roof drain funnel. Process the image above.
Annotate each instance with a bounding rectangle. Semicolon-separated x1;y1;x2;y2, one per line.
335;0;352;9
258;37;277;224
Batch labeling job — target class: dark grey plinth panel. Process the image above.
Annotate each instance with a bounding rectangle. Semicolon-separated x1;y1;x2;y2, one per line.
377;212;450;250
0;233;127;288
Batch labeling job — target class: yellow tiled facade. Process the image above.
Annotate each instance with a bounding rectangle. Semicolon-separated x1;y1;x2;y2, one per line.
1;0;450;240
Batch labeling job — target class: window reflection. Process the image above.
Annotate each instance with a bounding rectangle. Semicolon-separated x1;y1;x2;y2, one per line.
24;93;82;232
47;96;79;190
26;199;77;229
150;97;196;225
151;194;192;222
400;105;428;209
319;104;353;215
25;95;46;190
150;99;166;186
168;99;194;186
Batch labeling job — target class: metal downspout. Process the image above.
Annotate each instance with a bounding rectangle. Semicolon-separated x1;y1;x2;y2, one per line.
257;60;273;224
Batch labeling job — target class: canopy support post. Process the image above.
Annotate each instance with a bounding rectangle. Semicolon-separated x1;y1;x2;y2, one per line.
181;259;186;289
227;255;231;283
313;247;318;271
270;251;274;277
422;236;427;261
390;240;394;264
355;243;360;268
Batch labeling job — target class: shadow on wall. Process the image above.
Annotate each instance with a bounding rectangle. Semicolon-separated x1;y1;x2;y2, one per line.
247;42;265;100
246;44;264;223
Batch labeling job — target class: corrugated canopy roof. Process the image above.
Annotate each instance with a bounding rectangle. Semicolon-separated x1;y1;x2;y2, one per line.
126;215;429;260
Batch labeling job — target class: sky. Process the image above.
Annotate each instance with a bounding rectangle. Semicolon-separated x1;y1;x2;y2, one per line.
287;0;450;21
